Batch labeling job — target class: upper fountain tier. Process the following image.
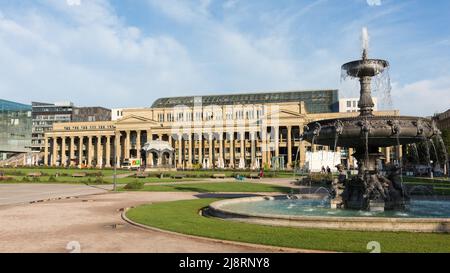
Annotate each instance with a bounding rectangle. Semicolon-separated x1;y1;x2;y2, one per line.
341;56;389;78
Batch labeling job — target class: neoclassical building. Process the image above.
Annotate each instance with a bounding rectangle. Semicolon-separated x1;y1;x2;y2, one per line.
43;90;399;170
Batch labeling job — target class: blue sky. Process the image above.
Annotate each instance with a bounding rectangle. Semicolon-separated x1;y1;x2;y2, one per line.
0;0;449;116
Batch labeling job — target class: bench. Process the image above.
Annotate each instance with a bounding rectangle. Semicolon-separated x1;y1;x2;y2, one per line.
171;174;186;179
212;173;226;179
72;172;87;178
27;172;42;178
248;173;260;179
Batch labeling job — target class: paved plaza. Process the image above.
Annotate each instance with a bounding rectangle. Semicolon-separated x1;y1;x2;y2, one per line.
0;184;305;253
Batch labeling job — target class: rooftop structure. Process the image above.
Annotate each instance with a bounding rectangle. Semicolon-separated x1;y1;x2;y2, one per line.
151;90;339;113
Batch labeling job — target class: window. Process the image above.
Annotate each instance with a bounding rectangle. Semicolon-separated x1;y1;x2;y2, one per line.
353;101;357;107
347;101;351;107
158;113;164;122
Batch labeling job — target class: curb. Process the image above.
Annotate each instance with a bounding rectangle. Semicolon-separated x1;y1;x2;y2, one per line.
121;207;333;253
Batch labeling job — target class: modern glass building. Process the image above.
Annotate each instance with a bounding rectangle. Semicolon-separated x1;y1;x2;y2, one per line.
0;99;32;159
151;90;339;114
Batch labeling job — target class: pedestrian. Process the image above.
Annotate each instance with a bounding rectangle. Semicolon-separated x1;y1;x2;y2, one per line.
321;166;326;173
259;168;264;178
327;166;331;174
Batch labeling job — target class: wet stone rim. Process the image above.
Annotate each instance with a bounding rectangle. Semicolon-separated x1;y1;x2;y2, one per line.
207;195;450;233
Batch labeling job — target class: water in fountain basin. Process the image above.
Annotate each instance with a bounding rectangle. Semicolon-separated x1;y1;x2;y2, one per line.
222;199;450;218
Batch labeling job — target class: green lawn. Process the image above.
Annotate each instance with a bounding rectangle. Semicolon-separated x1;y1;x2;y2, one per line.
120;182;294;193
126;198;450;253
0;167;132;176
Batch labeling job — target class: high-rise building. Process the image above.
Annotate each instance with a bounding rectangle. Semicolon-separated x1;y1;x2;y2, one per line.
32;102;111;152
31;102;74;152
0;99;32;160
339;97;378;113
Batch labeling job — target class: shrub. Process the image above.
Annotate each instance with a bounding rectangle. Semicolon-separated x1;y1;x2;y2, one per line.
22;177;31;182
124;181;144;190
86;171;103;177
47;175;58;182
300;173;333;185
94;177;105;184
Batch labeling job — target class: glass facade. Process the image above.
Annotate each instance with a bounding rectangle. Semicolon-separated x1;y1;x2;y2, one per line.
151;90;339;114
0;99;32;154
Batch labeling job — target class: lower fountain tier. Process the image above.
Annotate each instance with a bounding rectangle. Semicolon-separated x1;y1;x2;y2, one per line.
303;115;436;148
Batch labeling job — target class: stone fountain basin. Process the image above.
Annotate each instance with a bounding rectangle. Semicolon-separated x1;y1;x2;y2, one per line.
207;195;450;233
342;59;389;77
303;116;435;149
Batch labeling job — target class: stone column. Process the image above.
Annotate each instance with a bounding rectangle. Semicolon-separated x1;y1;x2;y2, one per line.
188;134;192;168
115;132;122;168
385;147;391;163
87;136;93;167
274;127;279;159
44;137;49;166
250;132;256;168
261;130;267;167
299;126;306;168
136;130;141;158
287;126;292;169
97;136;103;168
69;137;75;167
240;132;245;160
398;145;403;163
146;130;152;142
61;137;67;167
78;136;83;168
229;133;234;168
198;134;203;165
348;148;355;168
52;137;57;166
218;133;223;168
125;130;130;159
208;134;213;169
266;131;271;168
178;134;183;167
105;136;111;168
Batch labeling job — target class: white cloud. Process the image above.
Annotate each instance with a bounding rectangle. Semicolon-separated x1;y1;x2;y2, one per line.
391;77;450;116
67;0;81;6
0;0;204;107
367;0;382;7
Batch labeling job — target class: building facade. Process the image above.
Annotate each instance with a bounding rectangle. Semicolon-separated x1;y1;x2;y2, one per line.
72;107;111;122
436;109;450;130
111;107;145;121
32;101;74;152
0;99;32;160
32;102;111;153
339;97;378;113
43;90;398;170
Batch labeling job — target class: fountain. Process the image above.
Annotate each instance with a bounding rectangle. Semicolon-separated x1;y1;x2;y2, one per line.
302;28;437;212
206;28;450;233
